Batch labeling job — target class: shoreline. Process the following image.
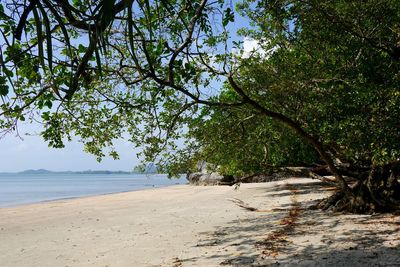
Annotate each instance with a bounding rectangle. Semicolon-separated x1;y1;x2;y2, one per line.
0;182;188;209
1;178;399;266
0;173;187;208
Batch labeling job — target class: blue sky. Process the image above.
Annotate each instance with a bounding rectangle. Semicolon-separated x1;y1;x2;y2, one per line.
0;125;142;172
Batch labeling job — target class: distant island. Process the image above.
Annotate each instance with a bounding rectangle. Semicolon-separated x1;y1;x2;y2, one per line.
0;168;157;175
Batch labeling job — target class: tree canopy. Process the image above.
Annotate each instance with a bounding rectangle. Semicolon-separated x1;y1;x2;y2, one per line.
1;0;400;212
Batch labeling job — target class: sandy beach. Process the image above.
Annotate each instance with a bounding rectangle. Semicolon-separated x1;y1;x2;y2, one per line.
1;178;399;267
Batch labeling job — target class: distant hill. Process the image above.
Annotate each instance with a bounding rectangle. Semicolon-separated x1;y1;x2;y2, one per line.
20;169;53;174
0;169;139;175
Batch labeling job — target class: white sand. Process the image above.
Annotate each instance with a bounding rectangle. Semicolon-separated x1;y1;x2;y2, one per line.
0;178;399;267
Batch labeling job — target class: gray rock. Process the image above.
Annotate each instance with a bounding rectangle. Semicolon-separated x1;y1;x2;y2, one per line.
195;160;217;173
187;161;234;185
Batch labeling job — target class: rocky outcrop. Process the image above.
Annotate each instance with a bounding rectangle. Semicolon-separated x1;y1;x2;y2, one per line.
239;167;312;183
186;160;235;186
187;163;311;185
187;172;235;185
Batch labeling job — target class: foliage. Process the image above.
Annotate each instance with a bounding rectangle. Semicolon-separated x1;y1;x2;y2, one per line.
182;88;319;176
159;0;400;185
233;0;400;167
0;0;232;165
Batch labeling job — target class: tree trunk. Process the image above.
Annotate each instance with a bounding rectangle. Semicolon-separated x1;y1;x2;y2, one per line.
228;76;399;213
228;76;351;192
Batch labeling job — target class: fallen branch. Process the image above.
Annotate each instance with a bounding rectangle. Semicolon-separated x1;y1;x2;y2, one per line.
229;198;259;211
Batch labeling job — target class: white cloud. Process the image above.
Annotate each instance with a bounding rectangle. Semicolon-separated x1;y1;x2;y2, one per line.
243;38;264;57
235;37;276;59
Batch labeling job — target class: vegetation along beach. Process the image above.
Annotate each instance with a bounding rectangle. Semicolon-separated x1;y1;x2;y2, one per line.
0;0;400;266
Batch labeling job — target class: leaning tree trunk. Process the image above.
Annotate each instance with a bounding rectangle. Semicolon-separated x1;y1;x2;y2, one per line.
228;76;351;192
228;76;400;213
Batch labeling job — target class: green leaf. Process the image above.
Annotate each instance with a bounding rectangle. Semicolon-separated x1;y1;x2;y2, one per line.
3;67;13;77
45;100;52;109
222;8;234;26
78;44;86;53
42;111;50;121
0;84;8;96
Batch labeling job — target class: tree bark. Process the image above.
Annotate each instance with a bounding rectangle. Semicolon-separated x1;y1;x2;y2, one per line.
228;76;351;193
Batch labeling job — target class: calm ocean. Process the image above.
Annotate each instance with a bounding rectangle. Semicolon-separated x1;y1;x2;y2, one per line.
0;173;187;207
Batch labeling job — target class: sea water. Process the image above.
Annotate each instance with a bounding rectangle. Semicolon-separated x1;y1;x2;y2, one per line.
0;173;187;207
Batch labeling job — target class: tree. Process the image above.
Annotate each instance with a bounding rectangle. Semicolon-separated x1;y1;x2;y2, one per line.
0;0;399;212
172;86;320;177
233;0;400;212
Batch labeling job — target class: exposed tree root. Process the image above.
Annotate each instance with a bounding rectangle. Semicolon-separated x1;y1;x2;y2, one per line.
314;162;400;214
316;181;400;213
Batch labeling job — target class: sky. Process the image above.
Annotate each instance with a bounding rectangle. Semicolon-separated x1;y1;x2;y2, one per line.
0;1;255;172
0;124;142;172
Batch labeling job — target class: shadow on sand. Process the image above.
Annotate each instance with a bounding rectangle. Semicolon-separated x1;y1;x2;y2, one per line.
181;181;400;266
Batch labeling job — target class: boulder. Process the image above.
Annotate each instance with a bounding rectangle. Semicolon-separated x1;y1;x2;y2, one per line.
187;172;234;185
187;160;235;185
